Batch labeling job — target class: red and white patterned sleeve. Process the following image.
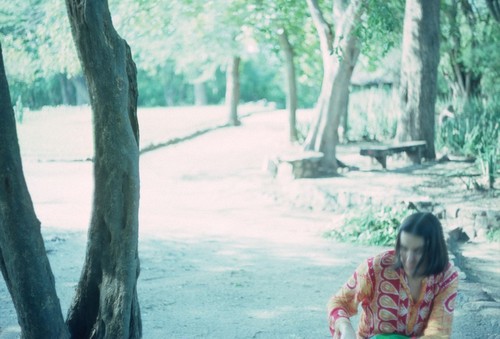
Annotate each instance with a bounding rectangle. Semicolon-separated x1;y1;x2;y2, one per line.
327;259;374;336
422;264;459;337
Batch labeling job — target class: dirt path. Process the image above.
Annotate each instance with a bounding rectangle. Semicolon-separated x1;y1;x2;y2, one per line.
1;108;499;338
1;110;380;338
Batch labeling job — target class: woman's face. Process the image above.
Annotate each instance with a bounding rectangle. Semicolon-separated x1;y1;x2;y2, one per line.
399;231;425;278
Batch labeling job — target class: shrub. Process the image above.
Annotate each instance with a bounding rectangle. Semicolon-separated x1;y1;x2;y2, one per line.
347;87;398;142
437;97;500;188
487;228;500;243
323;204;412;246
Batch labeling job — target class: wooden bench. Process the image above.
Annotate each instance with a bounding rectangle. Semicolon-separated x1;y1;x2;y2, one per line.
359;140;427;169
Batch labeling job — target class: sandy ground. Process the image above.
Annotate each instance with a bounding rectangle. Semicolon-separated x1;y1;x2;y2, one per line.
1;106;499;338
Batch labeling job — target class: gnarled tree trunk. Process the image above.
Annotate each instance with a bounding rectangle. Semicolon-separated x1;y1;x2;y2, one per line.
0;42;70;339
396;0;440;160
303;0;363;174
65;0;141;337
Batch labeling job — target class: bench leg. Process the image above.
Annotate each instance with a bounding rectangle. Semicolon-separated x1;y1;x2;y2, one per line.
406;149;423;164
374;155;387;169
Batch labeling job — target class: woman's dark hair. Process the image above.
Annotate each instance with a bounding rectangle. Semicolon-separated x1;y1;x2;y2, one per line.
393;212;449;276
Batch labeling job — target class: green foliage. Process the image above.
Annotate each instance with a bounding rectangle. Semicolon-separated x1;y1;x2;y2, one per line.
1;0;79;81
487;228;500;243
357;0;405;65
323;204;412;246
439;0;500;98
3;0;496;117
9;75;65;109
136;70;169;107
437;97;500;188
347;87;398;141
240;56;284;106
235;0;322;108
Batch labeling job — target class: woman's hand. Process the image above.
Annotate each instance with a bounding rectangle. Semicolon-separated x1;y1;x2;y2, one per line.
333;318;357;339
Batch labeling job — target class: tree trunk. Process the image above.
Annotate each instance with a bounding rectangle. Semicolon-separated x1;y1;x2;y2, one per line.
486;0;500;21
72;75;90;106
277;28;298;143
334;0;352;144
0;44;70;339
225;56;241;126
59;73;70;105
59;73;76;106
396;0;440;160
194;82;208;106
338;84;350;143
303;0;363;174
64;1;141;338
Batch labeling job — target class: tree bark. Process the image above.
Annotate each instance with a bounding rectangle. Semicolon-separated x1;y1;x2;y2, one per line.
303;0;363;174
225;56;241;126
58;73;70;105
194;82;208;106
64;0;141;338
334;0;352;143
72;75;90;106
0;44;70;339
277;28;298;143
396;0;440;160
486;0;500;22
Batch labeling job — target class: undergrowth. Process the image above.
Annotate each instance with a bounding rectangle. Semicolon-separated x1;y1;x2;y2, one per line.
437;97;499;189
323;204;412;246
487;228;500;242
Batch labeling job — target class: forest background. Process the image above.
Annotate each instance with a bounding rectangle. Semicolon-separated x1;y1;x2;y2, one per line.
2;0;499;107
2;0;499;177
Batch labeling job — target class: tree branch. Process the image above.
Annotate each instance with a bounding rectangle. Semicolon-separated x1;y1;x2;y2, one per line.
306;0;334;55
486;0;500;22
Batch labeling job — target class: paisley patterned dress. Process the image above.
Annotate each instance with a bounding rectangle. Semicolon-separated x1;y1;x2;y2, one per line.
328;250;458;338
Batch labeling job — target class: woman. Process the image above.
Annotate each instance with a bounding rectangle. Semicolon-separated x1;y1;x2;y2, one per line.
327;212;459;338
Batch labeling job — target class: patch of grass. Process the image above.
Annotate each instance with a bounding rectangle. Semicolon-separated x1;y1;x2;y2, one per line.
487;228;500;243
324;204;412;246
